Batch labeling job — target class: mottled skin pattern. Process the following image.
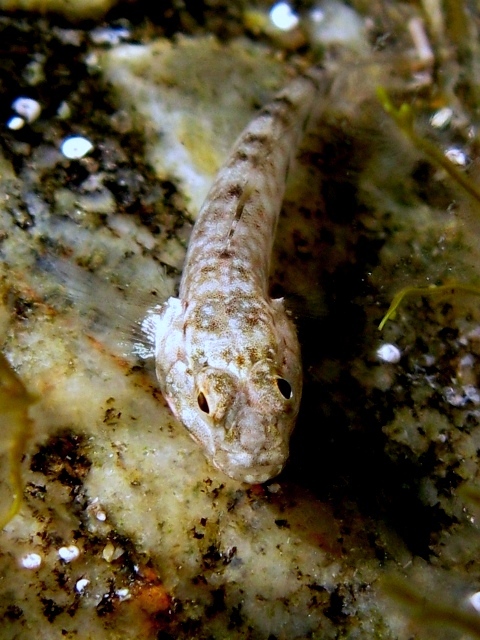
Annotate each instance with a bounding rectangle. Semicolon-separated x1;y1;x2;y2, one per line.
149;67;327;483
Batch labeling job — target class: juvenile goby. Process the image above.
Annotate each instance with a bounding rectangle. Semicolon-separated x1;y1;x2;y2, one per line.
147;66;328;483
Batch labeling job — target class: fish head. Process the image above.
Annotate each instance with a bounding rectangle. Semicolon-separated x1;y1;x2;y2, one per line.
151;296;302;484
163;356;301;484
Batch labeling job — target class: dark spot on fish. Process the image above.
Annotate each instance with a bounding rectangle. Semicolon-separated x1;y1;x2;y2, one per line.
236;354;245;367
243;132;270;146
227;183;243;199
259;97;295;127
272;93;296;109
232;149;248;162
200;263;217;275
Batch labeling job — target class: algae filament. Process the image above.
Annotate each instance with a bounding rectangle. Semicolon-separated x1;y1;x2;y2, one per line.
377;86;480;205
378;283;480;330
377;87;480;330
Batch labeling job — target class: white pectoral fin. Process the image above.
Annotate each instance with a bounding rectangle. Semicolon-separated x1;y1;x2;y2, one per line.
135;297;185;360
132;309;159;359
136;305;161;359
140;297;182;350
270;296;300;358
143;297;187;388
271;297;285;310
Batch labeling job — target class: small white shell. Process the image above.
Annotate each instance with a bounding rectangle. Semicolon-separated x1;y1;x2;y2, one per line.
61;135;94;159
445;147;468;166
20;552;42;569
376;343;401;363
58;545;80;562
90;27;130;45
430;107;453;129
468;591;480;612
269;2;299;30
115;588;131;601
75;578;90;593
7;116;25;130
12;97;41;123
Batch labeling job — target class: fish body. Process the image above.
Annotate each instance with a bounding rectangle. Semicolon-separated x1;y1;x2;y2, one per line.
148;66;327;483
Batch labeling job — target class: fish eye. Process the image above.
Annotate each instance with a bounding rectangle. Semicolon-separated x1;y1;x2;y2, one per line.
197;391;210;414
276;378;292;400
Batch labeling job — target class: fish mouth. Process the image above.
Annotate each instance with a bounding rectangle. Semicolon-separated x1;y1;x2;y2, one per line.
211;448;287;484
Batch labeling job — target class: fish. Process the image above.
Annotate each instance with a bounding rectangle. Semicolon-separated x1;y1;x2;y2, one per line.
145;66;328;483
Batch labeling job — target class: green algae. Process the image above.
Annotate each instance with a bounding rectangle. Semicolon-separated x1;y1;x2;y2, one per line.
0;352;35;529
377;86;480;204
377;86;480;331
378;282;480;330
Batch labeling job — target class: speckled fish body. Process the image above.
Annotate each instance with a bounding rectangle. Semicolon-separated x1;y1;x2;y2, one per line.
149;67;327;483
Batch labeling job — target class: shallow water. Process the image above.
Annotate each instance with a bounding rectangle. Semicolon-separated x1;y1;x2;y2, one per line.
1;2;480;638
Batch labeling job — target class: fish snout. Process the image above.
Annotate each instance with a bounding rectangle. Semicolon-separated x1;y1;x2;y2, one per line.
212;448;286;484
212;414;289;483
